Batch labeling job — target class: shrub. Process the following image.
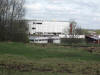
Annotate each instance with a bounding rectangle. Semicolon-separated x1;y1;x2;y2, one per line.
61;38;85;44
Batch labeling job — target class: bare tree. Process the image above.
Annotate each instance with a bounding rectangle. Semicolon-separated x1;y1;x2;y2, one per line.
71;21;83;38
0;0;28;42
63;20;84;38
62;21;84;44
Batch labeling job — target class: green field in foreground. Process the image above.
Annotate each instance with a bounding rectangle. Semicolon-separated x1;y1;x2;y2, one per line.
0;42;100;61
0;42;100;75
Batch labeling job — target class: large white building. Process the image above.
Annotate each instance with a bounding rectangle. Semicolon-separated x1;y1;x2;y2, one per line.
28;20;70;35
27;20;82;44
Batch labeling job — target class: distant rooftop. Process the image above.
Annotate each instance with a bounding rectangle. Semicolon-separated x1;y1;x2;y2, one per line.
25;19;70;22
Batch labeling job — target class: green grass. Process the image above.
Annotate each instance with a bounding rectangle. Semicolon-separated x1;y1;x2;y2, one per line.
0;42;100;61
0;69;83;75
0;42;100;75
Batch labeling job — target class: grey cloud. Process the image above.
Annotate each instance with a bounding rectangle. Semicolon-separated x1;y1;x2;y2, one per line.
25;0;100;29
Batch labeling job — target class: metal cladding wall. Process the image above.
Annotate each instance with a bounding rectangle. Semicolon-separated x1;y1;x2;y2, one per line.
28;20;70;34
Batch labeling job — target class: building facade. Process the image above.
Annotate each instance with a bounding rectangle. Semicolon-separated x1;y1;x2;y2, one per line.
27;20;84;44
28;20;70;35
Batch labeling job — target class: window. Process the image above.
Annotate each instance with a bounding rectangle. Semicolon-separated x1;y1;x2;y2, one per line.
33;22;42;24
36;23;42;24
32;27;36;29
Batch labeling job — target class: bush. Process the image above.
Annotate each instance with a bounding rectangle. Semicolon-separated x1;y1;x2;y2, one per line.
61;38;85;44
0;20;29;43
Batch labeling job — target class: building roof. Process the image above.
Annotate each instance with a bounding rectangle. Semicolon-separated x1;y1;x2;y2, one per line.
25;19;70;22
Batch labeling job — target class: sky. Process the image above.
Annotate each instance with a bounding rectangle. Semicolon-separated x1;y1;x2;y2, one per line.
24;0;100;29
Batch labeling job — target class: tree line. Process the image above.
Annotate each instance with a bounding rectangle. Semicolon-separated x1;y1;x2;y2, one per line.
0;0;28;42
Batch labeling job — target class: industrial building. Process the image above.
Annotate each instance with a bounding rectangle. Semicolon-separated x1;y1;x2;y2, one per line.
28;20;70;35
27;20;85;44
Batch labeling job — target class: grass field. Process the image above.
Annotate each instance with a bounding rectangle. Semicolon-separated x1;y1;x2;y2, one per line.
0;42;100;75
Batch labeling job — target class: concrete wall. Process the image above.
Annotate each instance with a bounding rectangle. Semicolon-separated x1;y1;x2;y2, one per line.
28;20;70;35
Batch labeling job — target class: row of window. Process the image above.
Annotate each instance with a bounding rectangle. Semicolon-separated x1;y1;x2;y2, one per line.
30;39;60;41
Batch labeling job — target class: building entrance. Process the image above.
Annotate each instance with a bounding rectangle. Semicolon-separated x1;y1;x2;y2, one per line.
48;39;53;43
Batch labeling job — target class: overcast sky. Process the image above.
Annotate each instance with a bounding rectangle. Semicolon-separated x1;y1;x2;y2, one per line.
24;0;100;29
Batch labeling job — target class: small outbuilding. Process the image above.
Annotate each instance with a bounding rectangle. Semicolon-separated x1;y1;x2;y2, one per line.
85;35;100;44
